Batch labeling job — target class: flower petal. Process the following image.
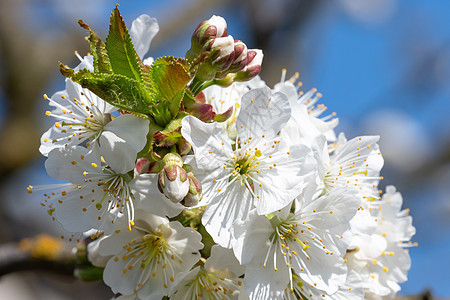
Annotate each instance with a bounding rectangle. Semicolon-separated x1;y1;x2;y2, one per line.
236;87;291;141
281;103;322;147
130;14;159;59
103;114;150;154
254;144;316;215
181;115;232;169
98;131;136;174
45;146;100;184
53;185;106;232
130;174;185;218
232;210;273;265
205;245;245;276
244;252;289;300
202;183;253;248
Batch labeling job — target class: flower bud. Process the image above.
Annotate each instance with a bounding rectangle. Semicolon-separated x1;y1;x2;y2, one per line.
185;102;233;123
182;172;203;207
195;36;235;81
235;49;263;82
135;157;151;174
135;157;161;174
226;40;248;73
208;15;227;37
205;35;235;67
158;153;189;203
186;15;227;61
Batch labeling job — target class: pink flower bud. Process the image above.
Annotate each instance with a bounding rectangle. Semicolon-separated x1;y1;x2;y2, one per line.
228;40;248;73
186;15;227;61
215;40;248;78
204;35;235;66
235;49;263;82
195;36;235;81
207;15;227;37
158;153;189;203
185;102;233;123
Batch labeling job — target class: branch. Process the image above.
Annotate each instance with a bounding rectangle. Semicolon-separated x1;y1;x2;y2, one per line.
0;234;76;277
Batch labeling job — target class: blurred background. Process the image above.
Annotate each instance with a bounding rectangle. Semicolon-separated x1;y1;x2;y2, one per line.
0;0;449;299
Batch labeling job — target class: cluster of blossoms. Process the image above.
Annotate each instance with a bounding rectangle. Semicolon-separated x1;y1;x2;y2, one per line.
29;6;415;300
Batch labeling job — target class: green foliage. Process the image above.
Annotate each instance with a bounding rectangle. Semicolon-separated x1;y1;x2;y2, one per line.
69;68;157;114
59;6;194;128
105;6;142;81
149;56;192;117
78;20;112;74
154;116;184;147
160;117;183;135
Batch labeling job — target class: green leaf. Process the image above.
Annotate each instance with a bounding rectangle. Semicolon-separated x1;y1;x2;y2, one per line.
78;20;112;74
71;69;157;113
139;60;153;88
59;62;74;78
147;101;173;127
105;5;142;81
160;117;183;135
154;117;184;147
149;56;192;117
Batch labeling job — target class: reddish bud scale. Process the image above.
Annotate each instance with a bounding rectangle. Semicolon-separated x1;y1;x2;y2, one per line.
177;138;192;156
186;103;216;122
182;172;203;207
166;165;187;182
234;49;263;82
235;65;261;82
226;40;248;73
185;102;233;123
188;173;202;194
245;50;257;64
194;91;206;104
154;129;181;147
135;157;151;174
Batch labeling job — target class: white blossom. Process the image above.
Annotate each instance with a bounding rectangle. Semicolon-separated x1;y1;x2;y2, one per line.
275;70;338;141
170;245;245;300
98;210;203;299
129;14;159;63
232;188;361;299
40;13;158;164
29;145;184;234
202;82;250;139
182;87;316;248
345;186;416;299
283;269;364;300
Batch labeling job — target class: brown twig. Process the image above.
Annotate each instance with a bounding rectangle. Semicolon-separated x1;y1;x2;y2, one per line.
0;235;75;277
